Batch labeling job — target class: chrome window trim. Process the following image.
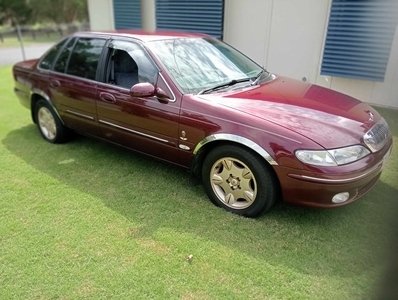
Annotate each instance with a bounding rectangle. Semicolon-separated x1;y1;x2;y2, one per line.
158;72;176;102
99;120;169;143
193;133;278;165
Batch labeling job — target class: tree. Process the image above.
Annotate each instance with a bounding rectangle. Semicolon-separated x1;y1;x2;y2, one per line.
0;0;33;25
31;0;88;23
0;0;88;26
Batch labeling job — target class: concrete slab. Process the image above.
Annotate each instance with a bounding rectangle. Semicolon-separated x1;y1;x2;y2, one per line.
0;43;54;66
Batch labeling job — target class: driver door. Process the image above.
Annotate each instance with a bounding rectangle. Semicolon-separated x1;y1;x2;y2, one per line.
96;40;181;164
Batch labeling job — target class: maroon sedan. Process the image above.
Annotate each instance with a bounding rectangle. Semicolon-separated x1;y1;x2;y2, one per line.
13;31;392;217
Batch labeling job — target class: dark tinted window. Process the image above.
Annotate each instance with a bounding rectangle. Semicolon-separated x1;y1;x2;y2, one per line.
38;38;68;70
66;38;106;80
54;38;76;73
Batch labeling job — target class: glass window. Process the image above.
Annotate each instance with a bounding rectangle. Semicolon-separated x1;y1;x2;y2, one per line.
54;37;76;73
321;0;398;82
148;38;264;94
66;38;106;80
38;38;68;70
109;40;158;86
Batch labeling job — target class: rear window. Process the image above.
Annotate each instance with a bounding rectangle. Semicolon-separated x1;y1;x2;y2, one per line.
38;38;68;70
54;38;77;73
66;38;106;80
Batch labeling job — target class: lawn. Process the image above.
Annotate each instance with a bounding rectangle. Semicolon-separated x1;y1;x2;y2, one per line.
1;65;397;299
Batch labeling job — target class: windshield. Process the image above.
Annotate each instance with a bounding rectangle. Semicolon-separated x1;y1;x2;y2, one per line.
148;38;266;94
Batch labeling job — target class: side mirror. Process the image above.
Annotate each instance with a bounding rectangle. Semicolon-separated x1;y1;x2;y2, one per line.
130;82;172;101
130;82;156;97
155;87;171;100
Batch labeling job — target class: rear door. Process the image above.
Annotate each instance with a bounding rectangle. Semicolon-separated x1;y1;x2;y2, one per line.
50;37;106;136
96;40;181;164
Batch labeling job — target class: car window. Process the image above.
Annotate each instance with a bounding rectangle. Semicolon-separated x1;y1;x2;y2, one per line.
107;40;158;88
54;37;76;73
66;38;106;80
148;38;263;94
38;38;68;70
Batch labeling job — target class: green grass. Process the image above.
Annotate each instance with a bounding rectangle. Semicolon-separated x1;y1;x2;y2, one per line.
1;65;397;299
0;33;61;48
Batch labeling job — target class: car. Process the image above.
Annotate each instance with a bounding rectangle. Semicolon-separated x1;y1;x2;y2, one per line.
12;30;393;218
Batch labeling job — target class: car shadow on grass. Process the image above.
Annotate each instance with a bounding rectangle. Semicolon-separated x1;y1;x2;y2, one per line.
3;124;397;285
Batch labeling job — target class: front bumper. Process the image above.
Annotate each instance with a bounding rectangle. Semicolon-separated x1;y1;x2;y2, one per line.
274;140;393;208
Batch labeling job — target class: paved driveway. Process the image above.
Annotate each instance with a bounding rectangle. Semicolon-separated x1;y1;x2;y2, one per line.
0;43;54;66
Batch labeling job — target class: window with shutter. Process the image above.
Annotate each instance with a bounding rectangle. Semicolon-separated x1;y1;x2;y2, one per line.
156;0;224;39
321;0;398;82
114;0;142;29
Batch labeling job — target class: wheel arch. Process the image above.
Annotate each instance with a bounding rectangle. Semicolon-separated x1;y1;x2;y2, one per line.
30;89;64;125
190;133;278;179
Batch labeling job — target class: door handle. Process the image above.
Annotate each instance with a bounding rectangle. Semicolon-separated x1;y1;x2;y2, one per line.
50;80;61;88
99;92;116;103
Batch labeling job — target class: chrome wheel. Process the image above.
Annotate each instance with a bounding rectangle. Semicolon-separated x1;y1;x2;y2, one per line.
210;157;257;209
34;99;70;144
38;106;57;140
202;145;277;217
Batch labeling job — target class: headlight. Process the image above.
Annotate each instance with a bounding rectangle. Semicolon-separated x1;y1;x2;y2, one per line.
296;145;370;166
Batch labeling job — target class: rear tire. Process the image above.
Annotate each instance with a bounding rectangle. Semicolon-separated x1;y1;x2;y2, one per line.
202;144;278;218
34;99;69;143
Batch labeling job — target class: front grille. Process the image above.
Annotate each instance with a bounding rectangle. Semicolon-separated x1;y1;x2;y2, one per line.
363;118;389;152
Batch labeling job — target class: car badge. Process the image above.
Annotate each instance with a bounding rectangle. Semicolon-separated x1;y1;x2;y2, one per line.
365;110;374;122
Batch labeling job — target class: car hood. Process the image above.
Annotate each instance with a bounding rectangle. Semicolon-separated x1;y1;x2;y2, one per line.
198;76;379;149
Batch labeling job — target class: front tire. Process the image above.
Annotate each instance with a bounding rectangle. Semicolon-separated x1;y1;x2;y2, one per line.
202;144;278;218
34;99;69;143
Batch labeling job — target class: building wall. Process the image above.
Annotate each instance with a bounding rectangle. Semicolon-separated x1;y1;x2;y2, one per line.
141;0;156;31
88;0;155;31
224;0;398;109
88;0;398;108
87;0;115;31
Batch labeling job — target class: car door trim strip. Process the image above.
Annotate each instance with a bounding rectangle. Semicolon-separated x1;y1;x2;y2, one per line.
99;119;169;143
66;109;95;120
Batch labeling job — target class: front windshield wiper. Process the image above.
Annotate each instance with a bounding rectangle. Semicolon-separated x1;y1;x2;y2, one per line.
198;78;251;95
251;68;266;86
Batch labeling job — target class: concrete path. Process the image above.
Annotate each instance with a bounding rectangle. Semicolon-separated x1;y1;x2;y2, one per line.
0;43;54;66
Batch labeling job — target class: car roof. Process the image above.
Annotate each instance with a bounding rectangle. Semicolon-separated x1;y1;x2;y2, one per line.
73;30;211;42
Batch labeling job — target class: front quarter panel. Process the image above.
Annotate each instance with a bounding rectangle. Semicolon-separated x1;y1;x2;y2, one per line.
178;94;321;170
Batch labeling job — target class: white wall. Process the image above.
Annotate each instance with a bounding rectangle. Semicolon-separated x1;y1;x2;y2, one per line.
224;0;398;109
87;0;115;31
223;0;273;67
141;0;156;31
88;0;156;31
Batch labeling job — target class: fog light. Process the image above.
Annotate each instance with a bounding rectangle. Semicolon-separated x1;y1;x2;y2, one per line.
332;192;350;203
